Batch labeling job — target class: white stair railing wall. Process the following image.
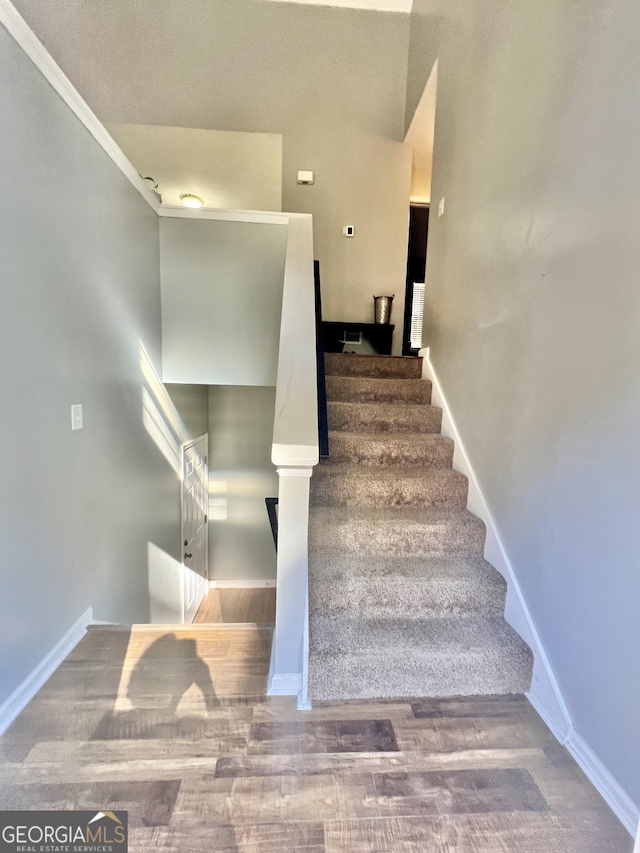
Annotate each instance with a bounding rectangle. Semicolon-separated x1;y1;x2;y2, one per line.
268;214;319;710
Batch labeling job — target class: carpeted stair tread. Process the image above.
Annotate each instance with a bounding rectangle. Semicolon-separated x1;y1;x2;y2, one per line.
328;401;442;434
308;617;533;699
309;552;507;618
328;431;454;467
309;506;486;556
310;464;468;508
325;352;422;379
326;375;432;404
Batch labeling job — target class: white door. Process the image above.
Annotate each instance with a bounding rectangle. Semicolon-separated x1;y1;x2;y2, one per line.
182;434;208;622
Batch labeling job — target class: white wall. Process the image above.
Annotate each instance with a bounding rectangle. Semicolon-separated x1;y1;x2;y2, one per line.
0;25;180;706
404;60;437;203
159;217;288;386
208;386;278;582
409;0;640;810
107;123;283;211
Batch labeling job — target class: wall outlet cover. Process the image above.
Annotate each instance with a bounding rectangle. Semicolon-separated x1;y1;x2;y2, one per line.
71;404;83;431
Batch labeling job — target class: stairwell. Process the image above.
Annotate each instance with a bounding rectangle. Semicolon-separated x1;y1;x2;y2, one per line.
308;352;533;700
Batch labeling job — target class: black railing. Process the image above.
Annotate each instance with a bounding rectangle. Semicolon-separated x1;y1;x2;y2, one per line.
314;260;330;459
265;497;278;550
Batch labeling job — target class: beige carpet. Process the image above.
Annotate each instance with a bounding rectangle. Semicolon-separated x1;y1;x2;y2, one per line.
308;352;533;700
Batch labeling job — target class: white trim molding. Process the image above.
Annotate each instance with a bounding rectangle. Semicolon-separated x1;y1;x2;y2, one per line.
0;607;93;735
208;579;276;589
159;206;289;226
267;673;303;695
565;730;639;837
420;347;638;837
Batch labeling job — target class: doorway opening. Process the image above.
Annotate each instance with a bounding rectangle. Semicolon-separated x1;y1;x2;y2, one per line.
402;204;430;356
165;382;278;628
402;58;438;355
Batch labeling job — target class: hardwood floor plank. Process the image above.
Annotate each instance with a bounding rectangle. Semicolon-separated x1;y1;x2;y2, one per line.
132;822;325;852
0;780;181;828
394;713;556;753
168;774;343;824
370;767;549;815
253;697;414;723
411;695;532;719
248;719;399;755
324;815;472;853
324;812;632;853
215;747;547;779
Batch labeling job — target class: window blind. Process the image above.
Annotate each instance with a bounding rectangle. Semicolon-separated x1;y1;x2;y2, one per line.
410;282;425;349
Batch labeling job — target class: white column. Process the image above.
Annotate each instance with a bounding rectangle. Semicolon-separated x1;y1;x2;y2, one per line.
267;466;313;708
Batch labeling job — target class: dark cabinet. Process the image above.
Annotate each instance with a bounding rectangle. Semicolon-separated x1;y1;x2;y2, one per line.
322;321;394;356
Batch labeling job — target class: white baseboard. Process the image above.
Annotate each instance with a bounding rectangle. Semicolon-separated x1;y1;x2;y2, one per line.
0;607;93;736
209;579;276;589
420;348;638;837
267;673;302;695
565;730;638;836
420;349;569;735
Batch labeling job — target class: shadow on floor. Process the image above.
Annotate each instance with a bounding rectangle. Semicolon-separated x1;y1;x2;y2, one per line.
90;633;218;741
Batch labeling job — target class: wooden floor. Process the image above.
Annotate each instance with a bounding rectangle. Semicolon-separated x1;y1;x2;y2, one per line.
0;625;631;852
194;588;276;624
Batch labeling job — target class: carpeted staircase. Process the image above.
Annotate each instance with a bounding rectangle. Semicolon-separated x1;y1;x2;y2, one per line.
308;352;533;700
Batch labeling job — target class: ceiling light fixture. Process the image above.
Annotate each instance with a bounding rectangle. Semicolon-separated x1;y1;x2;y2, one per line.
179;193;204;209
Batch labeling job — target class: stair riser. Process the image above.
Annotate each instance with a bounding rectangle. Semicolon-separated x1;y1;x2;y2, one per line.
308;654;532;700
328;402;442;435
309;578;506;619
310;517;486;556
325;353;422;379
326;376;432;405
329;434;454;468
310;474;468;508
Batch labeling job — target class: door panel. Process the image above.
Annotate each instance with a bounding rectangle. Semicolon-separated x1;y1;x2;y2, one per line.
182;435;208;622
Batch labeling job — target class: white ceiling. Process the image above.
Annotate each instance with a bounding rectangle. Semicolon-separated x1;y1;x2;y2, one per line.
262;0;412;11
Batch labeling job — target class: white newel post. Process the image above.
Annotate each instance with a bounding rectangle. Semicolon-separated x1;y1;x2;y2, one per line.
268;466;313;709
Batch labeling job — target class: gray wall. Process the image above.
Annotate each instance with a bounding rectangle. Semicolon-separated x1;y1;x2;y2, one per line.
13;0;413;354
410;0;640;804
0;27;181;705
165;384;209;439
160;218;287;386
207;386;278;582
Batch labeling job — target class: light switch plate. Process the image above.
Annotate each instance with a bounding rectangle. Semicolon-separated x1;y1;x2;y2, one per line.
438;197;445;217
71;404;83;431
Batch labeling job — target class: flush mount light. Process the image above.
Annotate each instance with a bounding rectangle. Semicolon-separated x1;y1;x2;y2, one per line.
179;193;204;209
